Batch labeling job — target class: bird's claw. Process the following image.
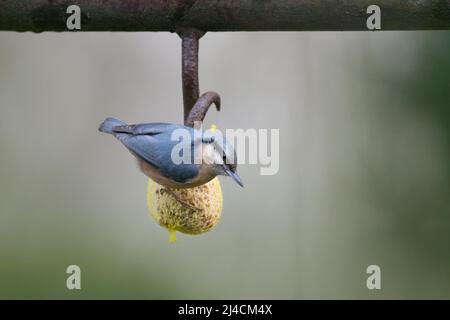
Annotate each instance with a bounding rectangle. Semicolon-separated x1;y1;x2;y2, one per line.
157;188;203;212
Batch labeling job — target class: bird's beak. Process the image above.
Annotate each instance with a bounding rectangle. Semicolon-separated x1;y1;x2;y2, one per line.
224;166;244;188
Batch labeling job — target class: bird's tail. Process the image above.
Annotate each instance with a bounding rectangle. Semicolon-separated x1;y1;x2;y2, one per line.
98;117;126;134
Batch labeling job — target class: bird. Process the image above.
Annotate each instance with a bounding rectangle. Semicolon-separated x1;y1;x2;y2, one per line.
99;117;243;209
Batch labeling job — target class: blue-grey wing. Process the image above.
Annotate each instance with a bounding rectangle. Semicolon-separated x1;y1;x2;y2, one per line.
113;122;182;135
115;129;199;183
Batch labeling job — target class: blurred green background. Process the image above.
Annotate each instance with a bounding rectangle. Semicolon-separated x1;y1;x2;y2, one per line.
0;31;449;299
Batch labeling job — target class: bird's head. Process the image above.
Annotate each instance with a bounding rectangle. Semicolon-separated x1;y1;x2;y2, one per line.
200;131;244;188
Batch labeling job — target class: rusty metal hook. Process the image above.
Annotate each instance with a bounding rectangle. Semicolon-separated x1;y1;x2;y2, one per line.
177;28;221;128
185;91;221;128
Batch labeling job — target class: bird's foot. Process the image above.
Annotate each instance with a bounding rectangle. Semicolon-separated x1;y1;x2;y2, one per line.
157;188;203;212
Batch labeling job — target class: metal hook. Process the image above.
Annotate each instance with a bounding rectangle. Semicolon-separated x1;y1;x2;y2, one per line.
185;91;221;128
177;27;221;128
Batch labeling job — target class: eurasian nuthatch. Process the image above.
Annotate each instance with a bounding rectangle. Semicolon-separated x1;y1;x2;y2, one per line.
99;117;243;189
